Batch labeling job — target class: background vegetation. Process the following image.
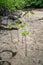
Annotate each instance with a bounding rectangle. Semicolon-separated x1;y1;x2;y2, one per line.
0;0;43;13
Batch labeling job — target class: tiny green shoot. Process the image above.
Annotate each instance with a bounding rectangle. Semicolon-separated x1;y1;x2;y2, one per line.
14;22;19;28
23;10;35;18
21;31;29;56
7;23;13;42
30;10;35;14
21;31;29;36
20;22;26;29
20;22;26;44
7;23;12;29
14;22;19;42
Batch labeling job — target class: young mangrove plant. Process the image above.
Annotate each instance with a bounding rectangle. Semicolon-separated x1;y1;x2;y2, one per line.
21;31;29;56
29;10;35;21
23;10;35;16
29;10;35;30
23;10;35;22
20;22;26;44
22;10;35;30
30;10;35;14
14;22;19;42
20;22;26;29
7;23;13;43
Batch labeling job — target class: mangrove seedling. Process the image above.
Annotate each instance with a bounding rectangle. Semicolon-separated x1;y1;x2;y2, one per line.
14;22;19;42
23;10;35;23
21;31;29;56
20;22;26;44
23;10;35;16
30;10;35;14
28;10;35;22
29;10;35;20
7;23;13;42
20;22;26;29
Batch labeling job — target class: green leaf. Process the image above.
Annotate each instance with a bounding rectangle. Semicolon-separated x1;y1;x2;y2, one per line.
7;23;12;29
21;31;29;36
30;10;35;14
20;22;26;28
14;22;19;27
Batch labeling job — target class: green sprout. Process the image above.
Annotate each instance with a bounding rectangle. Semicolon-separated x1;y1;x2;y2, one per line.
21;31;29;56
21;31;29;36
14;22;19;42
23;10;35;16
20;22;26;29
14;22;19;28
7;23;12;29
7;23;13;43
28;10;35;20
20;22;26;44
30;10;35;14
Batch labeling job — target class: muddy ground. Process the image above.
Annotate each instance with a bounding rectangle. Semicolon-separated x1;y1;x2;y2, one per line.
0;10;43;65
